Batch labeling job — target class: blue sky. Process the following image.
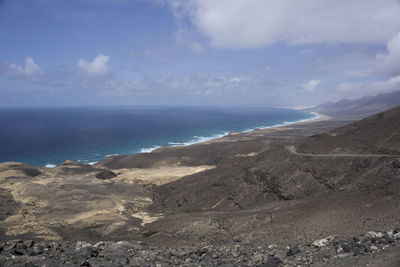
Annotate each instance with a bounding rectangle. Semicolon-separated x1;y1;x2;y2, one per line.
1;0;400;107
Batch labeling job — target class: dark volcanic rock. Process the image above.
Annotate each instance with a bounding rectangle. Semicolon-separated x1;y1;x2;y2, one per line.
287;245;300;256
0;230;399;266
266;256;283;267
298;106;400;155
95;170;117;180
391;159;400;168
20;167;41;177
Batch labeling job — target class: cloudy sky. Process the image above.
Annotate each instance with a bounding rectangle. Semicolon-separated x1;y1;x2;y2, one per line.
1;0;400;107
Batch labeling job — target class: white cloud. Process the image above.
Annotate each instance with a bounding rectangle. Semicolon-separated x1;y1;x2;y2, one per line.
336;76;400;96
338;32;400;97
101;72;255;98
375;32;400;76
168;0;400;49
77;53;111;76
302;80;321;92
2;57;44;81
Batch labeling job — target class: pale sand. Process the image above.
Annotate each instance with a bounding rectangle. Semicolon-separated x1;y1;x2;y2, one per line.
250;113;331;131
195;113;332;145
0;163;217;239
131;211;164;226
113;165;215;186
291;113;331;125
235;152;258;157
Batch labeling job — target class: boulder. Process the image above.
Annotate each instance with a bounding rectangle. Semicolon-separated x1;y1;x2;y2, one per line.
312;235;335;248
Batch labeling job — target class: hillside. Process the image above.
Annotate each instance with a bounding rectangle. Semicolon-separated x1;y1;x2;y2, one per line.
298;106;400;155
312;90;400;120
149;106;400;214
139;107;400;258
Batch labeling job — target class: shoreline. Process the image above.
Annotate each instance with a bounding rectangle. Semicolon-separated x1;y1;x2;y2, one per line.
44;111;324;168
148;111;328;150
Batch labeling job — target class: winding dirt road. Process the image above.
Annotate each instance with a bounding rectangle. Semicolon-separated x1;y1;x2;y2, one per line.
286;145;400;158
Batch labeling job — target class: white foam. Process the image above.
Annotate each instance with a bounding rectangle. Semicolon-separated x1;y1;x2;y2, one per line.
106;154;119;157
167;132;229;147
168;142;185;145
140;146;162;153
191;132;229;144
45;164;56;168
145;113;320;152
77;159;98;165
243;112;321;132
166;113;320;148
140;112;320;156
141;132;229;153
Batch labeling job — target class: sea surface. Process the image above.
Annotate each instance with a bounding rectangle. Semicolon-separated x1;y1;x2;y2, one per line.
0;106;316;167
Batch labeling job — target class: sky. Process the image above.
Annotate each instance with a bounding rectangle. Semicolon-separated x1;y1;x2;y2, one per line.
1;0;400;108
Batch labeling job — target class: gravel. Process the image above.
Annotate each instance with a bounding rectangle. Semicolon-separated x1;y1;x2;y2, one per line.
1;229;399;266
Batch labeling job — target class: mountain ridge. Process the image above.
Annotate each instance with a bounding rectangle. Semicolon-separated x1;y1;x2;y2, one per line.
311;90;400;120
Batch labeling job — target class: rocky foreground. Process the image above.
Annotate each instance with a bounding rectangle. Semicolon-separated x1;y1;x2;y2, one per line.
1;229;400;266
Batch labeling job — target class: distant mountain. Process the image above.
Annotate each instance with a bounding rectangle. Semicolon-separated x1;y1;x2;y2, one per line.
311;90;400;120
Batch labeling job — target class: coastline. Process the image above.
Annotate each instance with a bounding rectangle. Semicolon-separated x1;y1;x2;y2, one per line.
147;111;328;151
45;111;324;168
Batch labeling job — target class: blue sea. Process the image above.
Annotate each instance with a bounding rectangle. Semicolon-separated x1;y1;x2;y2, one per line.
0;106;316;167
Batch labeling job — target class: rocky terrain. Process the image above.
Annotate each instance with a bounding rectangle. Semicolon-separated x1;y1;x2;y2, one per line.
1;104;400;265
1;229;400;266
298;106;400;155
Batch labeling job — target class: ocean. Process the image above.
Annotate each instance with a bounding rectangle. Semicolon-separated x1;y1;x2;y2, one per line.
0;106;315;167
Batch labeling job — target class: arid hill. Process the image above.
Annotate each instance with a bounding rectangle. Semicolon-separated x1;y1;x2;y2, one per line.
150;107;400;213
298;106;400;155
141;107;400;249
